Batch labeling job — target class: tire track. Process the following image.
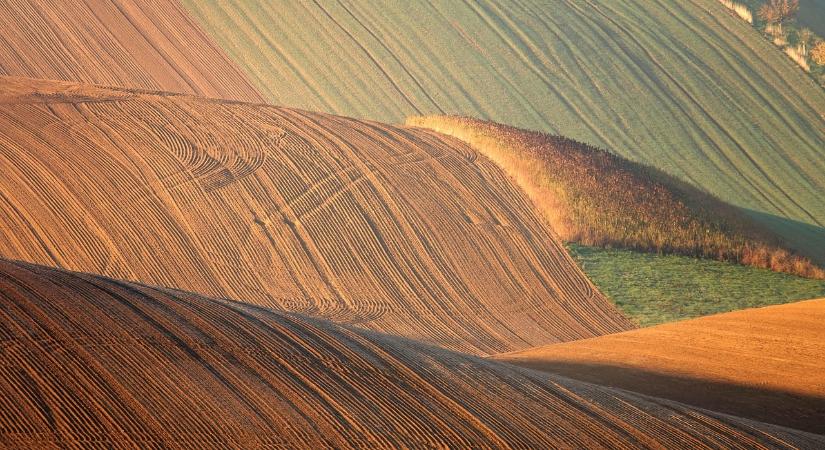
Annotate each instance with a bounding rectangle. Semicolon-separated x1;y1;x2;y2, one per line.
0;0;263;101
0;259;821;448
0;77;632;354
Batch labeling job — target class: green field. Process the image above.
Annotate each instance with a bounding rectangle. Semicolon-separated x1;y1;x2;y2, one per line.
797;0;825;36
568;244;825;326
182;0;825;264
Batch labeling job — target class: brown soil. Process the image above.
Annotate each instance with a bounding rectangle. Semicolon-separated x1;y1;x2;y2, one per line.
495;299;825;434
0;0;262;101
0;259;821;448
0;76;632;355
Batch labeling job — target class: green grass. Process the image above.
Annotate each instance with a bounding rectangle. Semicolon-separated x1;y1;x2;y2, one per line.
568;244;825;326
181;0;825;264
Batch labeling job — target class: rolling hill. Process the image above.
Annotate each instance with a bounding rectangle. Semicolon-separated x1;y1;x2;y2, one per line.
1;3;823;445
0;76;632;355
180;0;825;263
406;115;825;325
0;0;262;101
495;298;825;434
1;258;823;448
408;115;824;279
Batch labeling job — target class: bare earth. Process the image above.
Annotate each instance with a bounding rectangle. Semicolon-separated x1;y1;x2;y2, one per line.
1;259;821;448
0;0;262;101
1;3;823;447
0;76;632;355
495;299;825;434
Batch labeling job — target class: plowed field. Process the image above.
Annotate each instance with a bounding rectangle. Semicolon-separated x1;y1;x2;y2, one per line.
0;0;262;101
1;259;820;448
0;76;631;354
495;299;825;433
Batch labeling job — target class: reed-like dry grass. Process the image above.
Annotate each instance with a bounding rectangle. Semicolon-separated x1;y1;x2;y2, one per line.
785;45;811;71
719;0;753;23
408;116;825;279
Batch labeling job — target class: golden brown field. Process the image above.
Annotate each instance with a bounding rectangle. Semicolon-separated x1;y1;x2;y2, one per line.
1;258;822;448
495;299;825;434
408;116;825;279
0;0;261;102
1;2;823;444
0;76;632;355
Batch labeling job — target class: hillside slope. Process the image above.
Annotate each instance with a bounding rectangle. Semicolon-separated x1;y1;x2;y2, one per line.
0;0;262;101
1;259;822;448
181;0;825;262
495;299;825;433
0;76;631;354
409;115;824;279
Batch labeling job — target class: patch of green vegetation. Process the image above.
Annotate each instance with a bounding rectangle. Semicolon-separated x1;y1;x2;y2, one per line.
568;244;825;327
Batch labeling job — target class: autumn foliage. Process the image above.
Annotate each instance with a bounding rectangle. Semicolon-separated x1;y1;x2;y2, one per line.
758;0;799;31
812;41;825;66
408;115;825;279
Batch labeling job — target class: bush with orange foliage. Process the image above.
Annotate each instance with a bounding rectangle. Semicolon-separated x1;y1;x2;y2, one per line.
408;115;825;279
812;41;825;66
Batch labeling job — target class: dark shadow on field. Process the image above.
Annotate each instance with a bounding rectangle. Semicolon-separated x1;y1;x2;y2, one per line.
741;208;825;266
218;294;825;436
501;359;825;435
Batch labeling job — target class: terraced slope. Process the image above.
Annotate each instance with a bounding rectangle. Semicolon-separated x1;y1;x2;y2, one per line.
181;0;825;262
0;76;631;354
495;299;825;434
0;0;262;101
1;259;822;448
